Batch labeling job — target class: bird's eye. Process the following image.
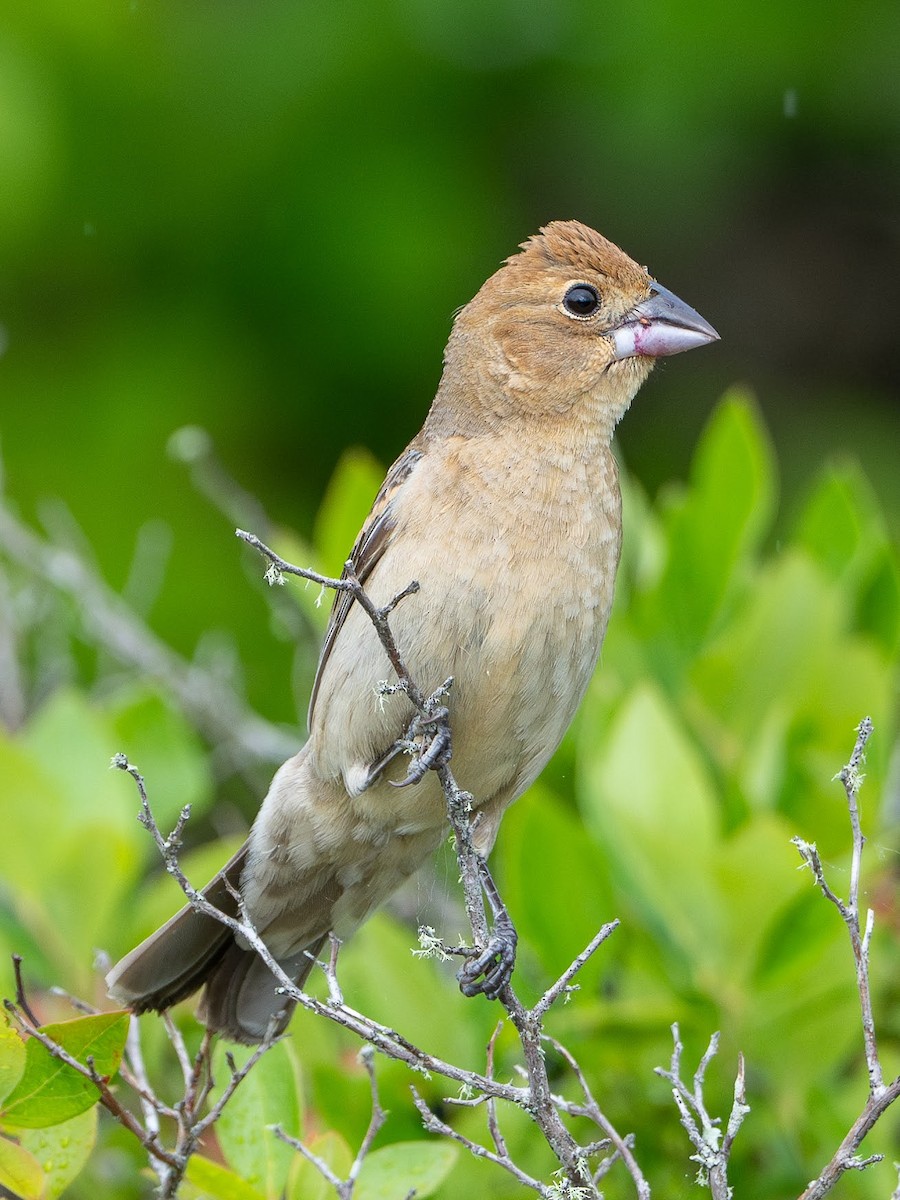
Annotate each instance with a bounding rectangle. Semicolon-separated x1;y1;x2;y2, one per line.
562;283;601;318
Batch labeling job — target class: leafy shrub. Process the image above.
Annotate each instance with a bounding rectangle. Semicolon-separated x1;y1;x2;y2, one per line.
0;393;896;1197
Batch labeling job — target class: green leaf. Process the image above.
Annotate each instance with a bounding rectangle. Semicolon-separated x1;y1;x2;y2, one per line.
616;471;666;602
17;1106;97;1199
185;1154;268;1200
753;886;847;990
750;956;859;1084
0;1024;26;1105
104;686;214;828
355;1141;458;1200
0;1132;44;1199
1;1012;129;1128
689;548;892;843
211;1038;303;1197
793;461;883;582
856;542;900;654
639;390;776;655
713;814;805;981
313;447;385;578
19;689;141;840
3;693;144;981
0;735;70;901
689;552;842;735
792;462;900;656
499;784;617;983
578;683;723;977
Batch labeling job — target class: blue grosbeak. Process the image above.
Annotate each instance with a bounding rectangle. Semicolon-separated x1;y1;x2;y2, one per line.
108;220;718;1041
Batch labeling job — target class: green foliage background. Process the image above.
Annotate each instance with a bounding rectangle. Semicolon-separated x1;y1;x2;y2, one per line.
1;0;899;731
0;3;898;1197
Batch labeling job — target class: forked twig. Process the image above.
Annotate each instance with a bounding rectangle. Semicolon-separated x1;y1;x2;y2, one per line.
654;1024;748;1200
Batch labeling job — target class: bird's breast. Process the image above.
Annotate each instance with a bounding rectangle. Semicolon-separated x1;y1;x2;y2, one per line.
311;434;622;827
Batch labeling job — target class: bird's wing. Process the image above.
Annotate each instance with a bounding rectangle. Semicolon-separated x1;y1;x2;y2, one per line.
307;442;423;728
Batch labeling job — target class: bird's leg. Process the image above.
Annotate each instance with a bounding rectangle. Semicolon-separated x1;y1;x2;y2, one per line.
457;856;518;1000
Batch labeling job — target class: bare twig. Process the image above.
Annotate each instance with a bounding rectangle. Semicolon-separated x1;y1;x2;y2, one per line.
0;502;297;768
103;527;634;1198
485;1021;507;1161
547;1035;650;1200
791;718;900;1199
124;1018;168;1193
796;1077;900;1200
7;956;282;1199
346;1048;388;1192
274;1123;346;1192
793;718;882;1092
273;1046;387;1200
114;755;531;1104
432;775;601;1195
235;530;427;710
234;530;620;1196
11;955;40;1028
162;1010;195;1089
532;922;620;1021
654;1024;748;1200
47;990;181;1131
190;1027;277;1144
48;986;101;1016
410;1086;547;1196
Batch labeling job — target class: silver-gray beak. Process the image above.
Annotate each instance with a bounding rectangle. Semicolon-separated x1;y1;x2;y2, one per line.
611;281;719;360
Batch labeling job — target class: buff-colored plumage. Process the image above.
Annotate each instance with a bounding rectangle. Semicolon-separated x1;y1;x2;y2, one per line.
107;221;718;1041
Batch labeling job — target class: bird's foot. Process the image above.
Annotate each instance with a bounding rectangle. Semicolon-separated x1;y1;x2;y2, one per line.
391;706;452;788
457;912;518;1000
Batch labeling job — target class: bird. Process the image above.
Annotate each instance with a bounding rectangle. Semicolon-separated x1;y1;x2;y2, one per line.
107;220;718;1042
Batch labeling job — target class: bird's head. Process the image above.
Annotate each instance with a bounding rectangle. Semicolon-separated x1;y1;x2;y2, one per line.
434;220;718;440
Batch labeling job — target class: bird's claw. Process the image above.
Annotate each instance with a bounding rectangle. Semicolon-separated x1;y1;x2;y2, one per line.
391;707;452;788
457;918;518;1000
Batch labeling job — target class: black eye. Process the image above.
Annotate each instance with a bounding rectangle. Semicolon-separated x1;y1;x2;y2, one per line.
562;283;600;318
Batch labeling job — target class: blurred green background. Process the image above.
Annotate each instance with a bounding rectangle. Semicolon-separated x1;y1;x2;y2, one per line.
2;0;899;731
1;3;899;1198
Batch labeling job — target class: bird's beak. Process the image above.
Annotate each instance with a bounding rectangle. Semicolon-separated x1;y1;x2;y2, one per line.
610;281;719;360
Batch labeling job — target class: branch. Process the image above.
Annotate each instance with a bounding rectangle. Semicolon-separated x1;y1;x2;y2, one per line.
791;718;900;1198
3;997;180;1172
796;1078;900;1200
0;501;297;769
114;755;531;1105
531;921;620;1021
547;1035;651;1200
410;1085;547;1196
7;956;285;1199
654;1025;748;1200
191;1027;280;1143
234;530;623;1195
235;529;427;709
273;1046;387;1200
105;527;638;1198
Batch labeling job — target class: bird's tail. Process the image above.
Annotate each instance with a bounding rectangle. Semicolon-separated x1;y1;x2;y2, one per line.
106;844;324;1044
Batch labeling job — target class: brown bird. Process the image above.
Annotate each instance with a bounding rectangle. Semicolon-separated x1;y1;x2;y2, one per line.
107;220;718;1042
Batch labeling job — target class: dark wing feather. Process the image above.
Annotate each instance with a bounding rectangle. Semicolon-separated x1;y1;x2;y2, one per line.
105;844;247;1013
307;444;423;728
